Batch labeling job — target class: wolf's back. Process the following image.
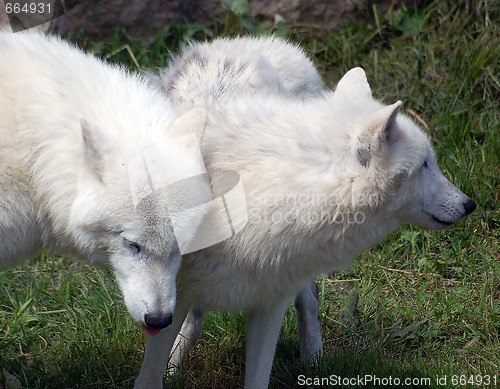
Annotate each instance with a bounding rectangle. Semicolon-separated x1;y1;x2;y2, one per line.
156;36;323;112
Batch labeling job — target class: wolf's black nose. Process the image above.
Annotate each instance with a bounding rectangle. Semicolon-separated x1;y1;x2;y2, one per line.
144;313;173;329
464;199;477;215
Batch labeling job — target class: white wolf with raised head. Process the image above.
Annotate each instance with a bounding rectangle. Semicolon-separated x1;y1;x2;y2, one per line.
0;30;208;337
152;36;326;372
135;36;476;389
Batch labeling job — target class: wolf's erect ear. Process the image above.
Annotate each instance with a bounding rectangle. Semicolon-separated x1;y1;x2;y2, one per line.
81;118;111;180
169;108;207;144
336;67;372;98
375;101;403;145
358;101;403;167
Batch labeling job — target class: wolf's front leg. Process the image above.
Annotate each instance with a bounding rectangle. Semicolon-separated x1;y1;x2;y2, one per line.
295;279;323;362
167;307;205;377
245;297;290;389
134;303;190;389
0;182;41;267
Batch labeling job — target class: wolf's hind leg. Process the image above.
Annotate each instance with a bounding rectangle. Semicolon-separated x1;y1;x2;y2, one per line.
295;279;323;362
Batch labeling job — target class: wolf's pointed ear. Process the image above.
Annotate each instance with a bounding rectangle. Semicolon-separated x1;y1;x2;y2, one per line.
375;101;403;145
336;67;371;98
358;101;403;167
169;108;207;144
81;118;111;180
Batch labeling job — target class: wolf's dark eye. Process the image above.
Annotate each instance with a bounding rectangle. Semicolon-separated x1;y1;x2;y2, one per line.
124;238;141;254
422;160;429;169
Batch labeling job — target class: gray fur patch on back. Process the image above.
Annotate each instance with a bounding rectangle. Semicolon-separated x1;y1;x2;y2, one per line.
161;45;207;93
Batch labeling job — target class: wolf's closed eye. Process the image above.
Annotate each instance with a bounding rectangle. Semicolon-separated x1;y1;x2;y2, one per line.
124;238;142;254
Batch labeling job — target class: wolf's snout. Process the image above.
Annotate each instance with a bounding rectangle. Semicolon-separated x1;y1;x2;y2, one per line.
144;312;173;329
464;198;476;216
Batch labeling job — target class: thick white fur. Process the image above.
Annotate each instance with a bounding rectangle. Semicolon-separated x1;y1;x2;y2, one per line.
135;39;475;388
154;36;325;376
153;35;323;111
0;30;208;331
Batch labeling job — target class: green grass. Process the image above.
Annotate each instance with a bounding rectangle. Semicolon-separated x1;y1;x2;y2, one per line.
1;0;499;387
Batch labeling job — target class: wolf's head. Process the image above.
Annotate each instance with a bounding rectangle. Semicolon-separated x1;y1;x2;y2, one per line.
68;108;208;335
334;67;476;230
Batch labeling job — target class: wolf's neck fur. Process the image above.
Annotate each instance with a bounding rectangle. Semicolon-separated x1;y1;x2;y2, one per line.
201;93;401;280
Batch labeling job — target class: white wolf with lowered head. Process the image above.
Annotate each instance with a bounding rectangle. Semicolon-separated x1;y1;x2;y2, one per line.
135;43;476;387
0;30;209;337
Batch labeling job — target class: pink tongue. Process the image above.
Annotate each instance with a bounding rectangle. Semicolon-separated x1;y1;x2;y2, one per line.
142;325;162;337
